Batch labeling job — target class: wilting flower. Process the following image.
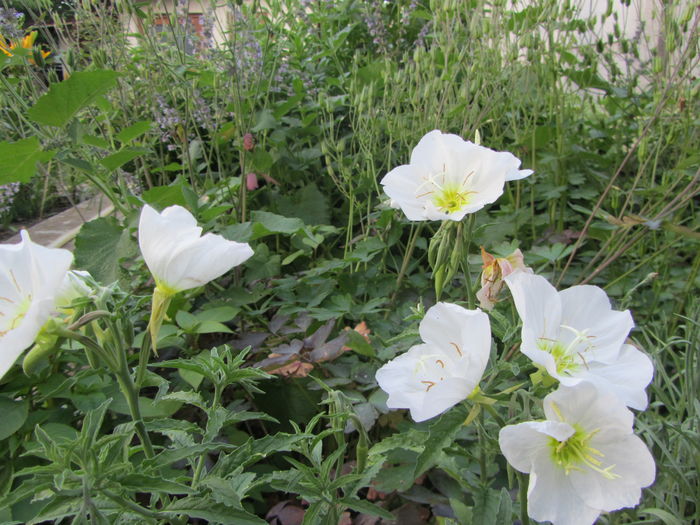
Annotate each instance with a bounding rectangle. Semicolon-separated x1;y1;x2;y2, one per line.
138;204;254;347
380;130;532;221
0;231;72;379
505;271;653;409
499;383;655;525
0;31;51;62
476;246;531;310
375;302;491;422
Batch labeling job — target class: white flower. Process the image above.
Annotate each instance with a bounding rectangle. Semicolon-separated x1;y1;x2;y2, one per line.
55;270;93;309
138;204;254;294
380;130;532;221
499;383;655;525
0;231;73;379
505;270;653;409
375;302;491;422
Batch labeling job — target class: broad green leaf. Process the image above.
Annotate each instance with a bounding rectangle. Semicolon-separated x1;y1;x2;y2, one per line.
28;70;120;127
0;137;54;184
0;397;29;440
142;183;188;209
250;210;305;239
99;147;149;171
74;217;136;284
115;120;153;143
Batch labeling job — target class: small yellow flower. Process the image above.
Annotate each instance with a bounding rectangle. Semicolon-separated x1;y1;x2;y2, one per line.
0;31;51;62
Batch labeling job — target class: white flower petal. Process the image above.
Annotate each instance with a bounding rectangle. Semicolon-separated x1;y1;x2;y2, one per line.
499;420;574;473
138;204;253;292
571;434;655;512
376;303;491;422
0;231;72;379
527;448;603;525
578;344;654;410
558;285;634;363
504;271;561;360
380;130;527;221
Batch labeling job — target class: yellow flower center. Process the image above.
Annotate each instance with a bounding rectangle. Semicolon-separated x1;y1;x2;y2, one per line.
433;184;474;213
0;294;32;336
548;422;618;479
537;325;595;376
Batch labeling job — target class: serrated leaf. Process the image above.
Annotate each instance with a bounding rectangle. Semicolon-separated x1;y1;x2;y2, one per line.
74;217;136;284
0;137;55;184
115;120;152;143
162;390;206;410
414;403;469;477
472;487;513;525
28;70;120;127
162;497;266;524
117;474;195;495
99;147;149;171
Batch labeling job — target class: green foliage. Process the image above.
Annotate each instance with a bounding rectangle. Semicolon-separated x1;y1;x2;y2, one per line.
28;70;120;127
0;0;697;523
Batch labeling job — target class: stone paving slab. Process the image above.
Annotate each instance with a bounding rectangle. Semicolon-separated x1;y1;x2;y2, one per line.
7;194;114;249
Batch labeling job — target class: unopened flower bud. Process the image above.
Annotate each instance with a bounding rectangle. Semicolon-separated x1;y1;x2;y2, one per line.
243;133;255;151
246;172;259;190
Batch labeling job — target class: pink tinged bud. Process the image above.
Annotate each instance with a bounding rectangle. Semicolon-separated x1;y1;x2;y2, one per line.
246;172;259;190
243;133;255;151
477;247;530;310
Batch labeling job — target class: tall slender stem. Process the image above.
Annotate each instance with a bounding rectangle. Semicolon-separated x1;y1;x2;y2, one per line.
461;214;476;308
517;472;530;525
115;361;155;459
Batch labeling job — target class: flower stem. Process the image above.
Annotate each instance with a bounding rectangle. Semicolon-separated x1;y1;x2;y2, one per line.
115;361;155;459
392;222;424;300
517;471;530;525
461;214;476;309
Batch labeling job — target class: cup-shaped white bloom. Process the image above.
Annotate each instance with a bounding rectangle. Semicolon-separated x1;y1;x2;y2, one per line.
380;130;532;221
0;231;73;379
499;383;655;525
375;302;491;422
138;204;254;294
55;270;93;309
505;270;653;409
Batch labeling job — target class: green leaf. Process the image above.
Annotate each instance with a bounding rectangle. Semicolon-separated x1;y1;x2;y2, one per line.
74;217;137;284
99;147;149;171
0;137;55;184
344;330;375;357
142;183;188;209
639;508;685;525
28;70;120;127
117;474;195;495
0;397;29;440
81;134;111;148
337;497;393;520
472;487;513;525
250;210;305;239
115;120;153;143
414;403;469;477
251;108;277;132
163;498;265;524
